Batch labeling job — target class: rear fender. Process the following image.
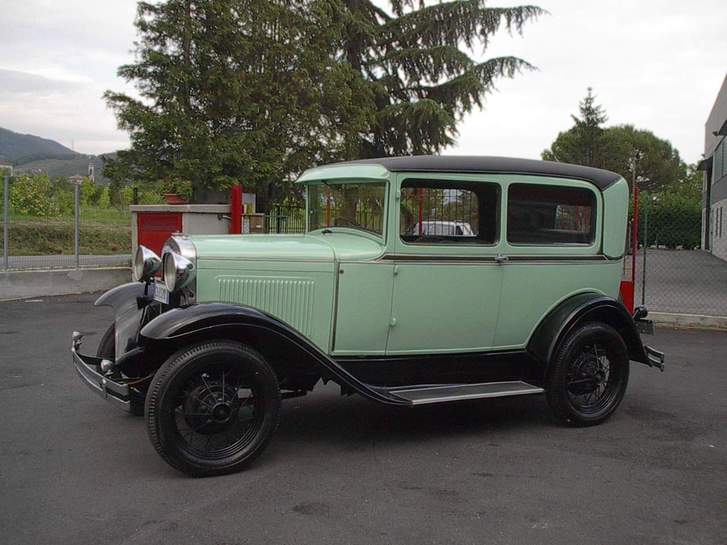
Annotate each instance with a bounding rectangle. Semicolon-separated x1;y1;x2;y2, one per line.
527;292;649;369
139;303;408;405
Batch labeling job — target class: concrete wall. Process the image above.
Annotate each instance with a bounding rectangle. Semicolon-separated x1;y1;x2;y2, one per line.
0;267;131;301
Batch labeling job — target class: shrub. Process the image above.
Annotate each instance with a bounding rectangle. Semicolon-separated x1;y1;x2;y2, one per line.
80;178;97;206
10;174;58;216
637;190;702;249
98;187;111;209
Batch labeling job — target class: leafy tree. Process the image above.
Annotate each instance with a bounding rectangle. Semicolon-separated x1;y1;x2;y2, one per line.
80;178;97;206
105;0;371;198
10;174;58;216
106;0;543;200
599;125;686;191
340;1;544;157
543;89;686;190
98;187;111;209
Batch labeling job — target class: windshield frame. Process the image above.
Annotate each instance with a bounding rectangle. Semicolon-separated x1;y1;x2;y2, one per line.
305;178;389;240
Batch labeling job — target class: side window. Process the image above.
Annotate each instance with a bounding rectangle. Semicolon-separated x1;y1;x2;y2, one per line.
507;183;596;245
399;179;499;244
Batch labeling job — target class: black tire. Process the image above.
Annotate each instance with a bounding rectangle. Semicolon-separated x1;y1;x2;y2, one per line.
546;322;630;426
97;323;144;416
145;340;281;477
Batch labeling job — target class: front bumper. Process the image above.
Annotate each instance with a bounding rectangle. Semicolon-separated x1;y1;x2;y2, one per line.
645;345;665;371
72;332;131;411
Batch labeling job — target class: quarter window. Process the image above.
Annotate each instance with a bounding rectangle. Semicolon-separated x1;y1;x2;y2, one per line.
399;180;499;244
507;184;596;245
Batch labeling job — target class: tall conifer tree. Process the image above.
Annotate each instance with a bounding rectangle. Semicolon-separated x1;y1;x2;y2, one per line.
105;1;543;194
339;0;543;157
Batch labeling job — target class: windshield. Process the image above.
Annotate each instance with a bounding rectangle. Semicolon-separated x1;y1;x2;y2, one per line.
307;181;386;236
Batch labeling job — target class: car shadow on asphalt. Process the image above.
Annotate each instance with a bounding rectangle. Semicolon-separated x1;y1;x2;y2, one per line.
275;387;554;450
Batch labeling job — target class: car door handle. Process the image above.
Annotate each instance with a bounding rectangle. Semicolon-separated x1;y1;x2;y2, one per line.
494;254;509;264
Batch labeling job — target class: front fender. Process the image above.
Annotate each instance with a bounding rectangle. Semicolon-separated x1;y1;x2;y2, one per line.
95;282;149;360
527;292;650;367
95;282;147;312
140;303;409;406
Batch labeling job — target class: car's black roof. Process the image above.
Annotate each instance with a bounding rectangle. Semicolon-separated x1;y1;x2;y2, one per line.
332;156;622;190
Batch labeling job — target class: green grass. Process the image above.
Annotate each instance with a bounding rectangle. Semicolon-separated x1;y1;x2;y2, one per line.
3;207;131;255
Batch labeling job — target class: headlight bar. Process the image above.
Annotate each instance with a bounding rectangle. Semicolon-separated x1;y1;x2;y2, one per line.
133;245;161;282
163;251;195;292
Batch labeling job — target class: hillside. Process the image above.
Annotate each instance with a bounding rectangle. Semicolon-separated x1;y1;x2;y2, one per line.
0;126;78;164
15;155;111;183
0;126;114;182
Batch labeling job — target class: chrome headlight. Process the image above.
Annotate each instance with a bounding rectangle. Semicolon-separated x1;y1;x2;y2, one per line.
163;251;195;292
133;245;161;282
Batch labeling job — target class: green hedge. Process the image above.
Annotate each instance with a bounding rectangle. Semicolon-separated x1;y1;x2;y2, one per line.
636;194;701;250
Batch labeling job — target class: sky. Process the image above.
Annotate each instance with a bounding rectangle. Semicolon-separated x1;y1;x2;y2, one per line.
0;0;725;164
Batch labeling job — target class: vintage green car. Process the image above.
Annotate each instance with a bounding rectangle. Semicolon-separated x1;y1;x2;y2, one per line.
72;156;664;476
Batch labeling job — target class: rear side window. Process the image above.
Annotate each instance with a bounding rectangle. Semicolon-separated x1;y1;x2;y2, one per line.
507;184;596;245
400;179;499;244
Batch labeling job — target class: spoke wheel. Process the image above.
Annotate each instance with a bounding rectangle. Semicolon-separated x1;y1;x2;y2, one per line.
565;343;619;415
146;341;280;477
546;322;629;426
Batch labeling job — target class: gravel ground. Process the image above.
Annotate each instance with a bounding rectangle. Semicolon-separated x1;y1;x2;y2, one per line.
1;292;725;545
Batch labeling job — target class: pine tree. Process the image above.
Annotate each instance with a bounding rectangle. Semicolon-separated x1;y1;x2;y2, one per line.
572;87;608;166
106;0;543;197
542;89;686;190
104;0;370;196
542;87;607;166
339;0;544;157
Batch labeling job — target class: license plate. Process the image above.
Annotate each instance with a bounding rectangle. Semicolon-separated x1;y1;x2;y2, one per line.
153;282;170;304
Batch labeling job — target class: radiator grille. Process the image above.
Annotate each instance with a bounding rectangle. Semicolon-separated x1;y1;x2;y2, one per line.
217;276;316;336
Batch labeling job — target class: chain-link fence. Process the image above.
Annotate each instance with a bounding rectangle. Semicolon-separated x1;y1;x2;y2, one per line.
624;197;727;316
5;172;725;317
1;173;131;271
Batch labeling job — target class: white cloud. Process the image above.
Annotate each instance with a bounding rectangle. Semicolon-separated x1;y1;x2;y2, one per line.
447;0;727;164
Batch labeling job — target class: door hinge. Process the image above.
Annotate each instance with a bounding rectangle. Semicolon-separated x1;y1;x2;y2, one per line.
389;316;397;327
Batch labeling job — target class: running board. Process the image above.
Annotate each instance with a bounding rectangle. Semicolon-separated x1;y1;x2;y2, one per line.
382;381;544;406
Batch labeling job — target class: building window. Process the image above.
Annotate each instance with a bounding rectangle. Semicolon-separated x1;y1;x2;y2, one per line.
507;184;596;245
716;140;727;181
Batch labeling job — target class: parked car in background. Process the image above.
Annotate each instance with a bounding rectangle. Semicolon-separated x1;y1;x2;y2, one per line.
410;220;475;237
72;156;664;477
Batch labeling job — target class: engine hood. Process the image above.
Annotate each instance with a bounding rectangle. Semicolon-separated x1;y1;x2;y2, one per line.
189;232;385;263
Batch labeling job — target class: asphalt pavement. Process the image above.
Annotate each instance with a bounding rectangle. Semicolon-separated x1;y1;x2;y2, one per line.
1;292;725;545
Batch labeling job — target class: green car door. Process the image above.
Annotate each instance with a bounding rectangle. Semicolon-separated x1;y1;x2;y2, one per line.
386;174;504;355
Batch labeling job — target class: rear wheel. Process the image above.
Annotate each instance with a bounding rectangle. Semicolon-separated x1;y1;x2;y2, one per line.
97;323;144;416
546;322;630;426
145;341;281;477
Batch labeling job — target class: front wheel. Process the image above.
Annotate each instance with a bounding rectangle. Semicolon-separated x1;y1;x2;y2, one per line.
546;322;630;426
145;340;281;477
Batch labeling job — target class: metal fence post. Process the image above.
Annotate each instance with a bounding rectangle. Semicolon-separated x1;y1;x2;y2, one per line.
3;174;8;270
74;182;80;269
641;206;648;306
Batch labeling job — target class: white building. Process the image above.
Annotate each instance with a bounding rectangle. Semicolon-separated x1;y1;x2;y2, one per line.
700;73;727;261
